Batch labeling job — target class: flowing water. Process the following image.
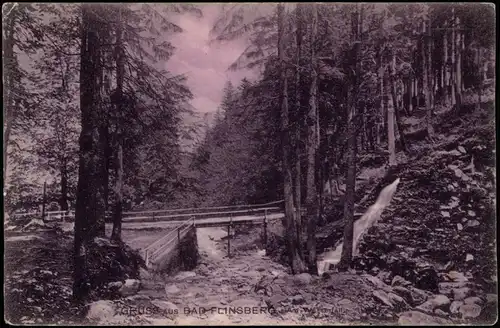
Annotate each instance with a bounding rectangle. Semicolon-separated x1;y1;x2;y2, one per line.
317;178;401;275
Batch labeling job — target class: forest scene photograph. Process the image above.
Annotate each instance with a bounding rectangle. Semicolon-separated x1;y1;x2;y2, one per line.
3;2;497;325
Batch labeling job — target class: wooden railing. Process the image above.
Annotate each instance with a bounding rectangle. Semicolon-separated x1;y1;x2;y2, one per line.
142;217;195;267
10;200;285;223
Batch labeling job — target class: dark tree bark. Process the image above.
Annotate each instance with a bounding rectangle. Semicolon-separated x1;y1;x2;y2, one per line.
3;7;17;192
389;53;409;153
278;2;306;274
111;9;125;242
293;3;304;242
306;2;319;274
338;6;361;271
60;164;69;211
73;4;107;304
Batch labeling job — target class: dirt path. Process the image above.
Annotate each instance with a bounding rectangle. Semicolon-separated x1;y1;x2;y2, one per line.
124;227;336;325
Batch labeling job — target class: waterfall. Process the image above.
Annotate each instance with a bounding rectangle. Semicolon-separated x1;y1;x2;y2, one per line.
317;177;400;275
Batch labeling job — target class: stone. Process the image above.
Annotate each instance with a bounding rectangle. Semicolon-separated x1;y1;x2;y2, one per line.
293;273;312;286
458;146;467;154
363;274;390;290
467;210;476;217
459;304;482;319
453;287;472;301
373;290;394;308
107;281;123;290
410;287;430;306
139;268;152;280
457;223;463;231
447;271;468;282
119;279;141;297
485;294;498;304
450;301;463;314
398;311;452;325
175;271;196;280
439;281;469;296
289;294;305;305
393;286;413;304
440;211;451;218
165;284;181;295
433;295;451;308
434;309;447;316
230;298;261;308
464;297;483;306
465;254;474;262
126;294;151;301
417;295;450;313
388;292;407;308
86;300;115;321
392;275;411;287
152;300;179;312
466;220;480;227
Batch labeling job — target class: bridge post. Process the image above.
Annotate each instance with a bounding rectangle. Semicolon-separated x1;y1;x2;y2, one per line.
263;217;267;254
228;216;232;258
145;249;149;267
177;226;181;259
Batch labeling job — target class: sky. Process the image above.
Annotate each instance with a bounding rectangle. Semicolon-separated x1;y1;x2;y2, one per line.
166;4;256;113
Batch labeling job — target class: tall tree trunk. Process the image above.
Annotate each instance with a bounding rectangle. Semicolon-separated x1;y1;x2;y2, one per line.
306;3;319;274
73;4;106;304
111;7;125;242
408;77;413;114
443;22;449;105
476;47;482;110
450;8;456;107
389;53;408;155
338;6;360;271
294;4;304;241
60;164;69;211
3;8;17;192
426;19;435;139
378;50;384;144
386;63;396;165
278;3;306;274
455;15;462;109
111;143;123;242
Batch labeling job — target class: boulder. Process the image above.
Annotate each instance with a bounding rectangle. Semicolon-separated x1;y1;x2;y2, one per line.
152;300;179;312
438;281;469;296
450;300;463;314
175;271;196;280
165;284;181;295
373;290;394;308
409;287;431;306
398;311;452;325
107;281;123;290
416;295;450;313
293;273;313;286
289;294;306;305
434;309;447;316
446;271;468;282
86;300;116;321
119;279;141;297
139;268;152;280
392;286;413;304
392;275;411;287
464;297;483;306
459;304;482;319
452;287;472;301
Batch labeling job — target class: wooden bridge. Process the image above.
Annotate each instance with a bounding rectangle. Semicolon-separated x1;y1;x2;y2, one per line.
11;200;285;270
